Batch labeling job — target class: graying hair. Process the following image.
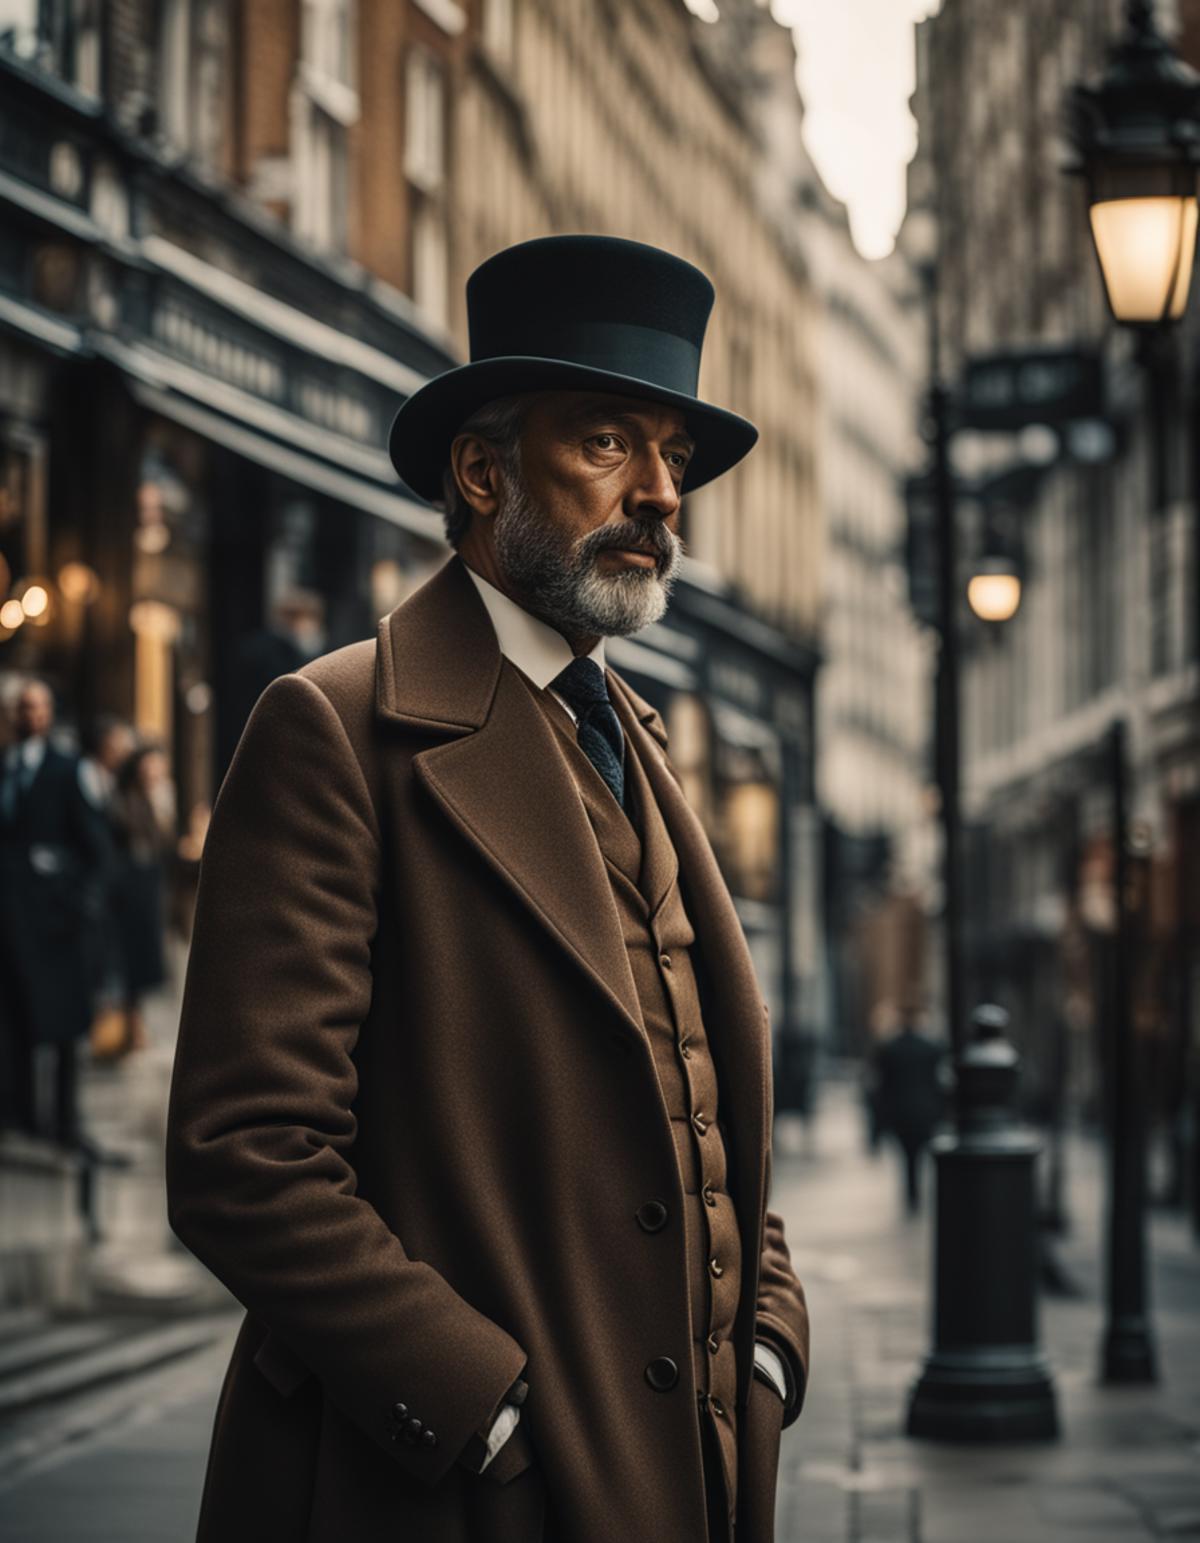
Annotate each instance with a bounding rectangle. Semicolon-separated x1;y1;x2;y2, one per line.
439;394;531;548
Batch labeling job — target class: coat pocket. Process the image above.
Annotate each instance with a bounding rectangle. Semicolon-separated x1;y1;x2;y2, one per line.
252;1327;313;1399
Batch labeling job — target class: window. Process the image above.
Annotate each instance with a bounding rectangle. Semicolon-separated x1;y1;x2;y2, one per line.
293;0;359;251
0;0;100;95
405;47;445;194
412;201;448;328
159;0;227;168
481;0;514;62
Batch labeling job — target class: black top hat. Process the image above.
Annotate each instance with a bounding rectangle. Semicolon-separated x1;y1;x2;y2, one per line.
388;234;758;502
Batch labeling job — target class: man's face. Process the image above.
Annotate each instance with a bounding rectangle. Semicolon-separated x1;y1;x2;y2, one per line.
16;684;53;739
490;391;692;640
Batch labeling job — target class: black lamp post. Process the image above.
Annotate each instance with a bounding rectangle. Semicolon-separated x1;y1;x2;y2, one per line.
904;225;1058;1441
1063;0;1200;1387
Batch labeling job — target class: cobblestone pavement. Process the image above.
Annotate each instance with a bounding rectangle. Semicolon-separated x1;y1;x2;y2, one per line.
770;1074;1200;1543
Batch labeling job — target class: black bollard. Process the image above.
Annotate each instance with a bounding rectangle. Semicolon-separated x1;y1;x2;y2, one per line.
906;1004;1059;1441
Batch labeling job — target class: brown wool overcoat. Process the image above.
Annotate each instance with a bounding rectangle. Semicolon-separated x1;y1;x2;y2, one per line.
164;553;811;1543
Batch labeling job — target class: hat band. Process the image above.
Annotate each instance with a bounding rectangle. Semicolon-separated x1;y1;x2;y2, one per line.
475;322;702;396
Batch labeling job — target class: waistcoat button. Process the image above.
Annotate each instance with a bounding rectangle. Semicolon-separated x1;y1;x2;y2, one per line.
707;1333;720;1355
702;1182;717;1207
709;1256;724;1278
659;952;672;969
636;1199;669;1232
691;1110;709;1135
645;1356;679;1391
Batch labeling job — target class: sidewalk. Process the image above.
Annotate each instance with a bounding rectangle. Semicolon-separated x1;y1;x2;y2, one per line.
2;1046;1197;1540
770;1074;1200;1543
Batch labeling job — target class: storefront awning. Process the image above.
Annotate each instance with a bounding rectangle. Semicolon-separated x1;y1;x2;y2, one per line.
127;379;444;543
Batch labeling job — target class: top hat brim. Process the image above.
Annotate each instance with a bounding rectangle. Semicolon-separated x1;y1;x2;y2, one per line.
388;356;758;504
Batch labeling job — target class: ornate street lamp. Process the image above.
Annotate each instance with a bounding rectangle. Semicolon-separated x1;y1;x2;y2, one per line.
1066;0;1200;326
1060;0;1200;1390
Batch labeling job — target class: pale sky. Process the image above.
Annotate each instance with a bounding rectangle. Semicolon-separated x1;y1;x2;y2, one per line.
772;0;942;260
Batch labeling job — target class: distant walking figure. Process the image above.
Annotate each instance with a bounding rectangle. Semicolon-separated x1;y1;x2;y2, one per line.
875;1020;946;1215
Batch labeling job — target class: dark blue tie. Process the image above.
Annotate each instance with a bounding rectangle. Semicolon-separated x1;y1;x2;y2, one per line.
550;657;625;809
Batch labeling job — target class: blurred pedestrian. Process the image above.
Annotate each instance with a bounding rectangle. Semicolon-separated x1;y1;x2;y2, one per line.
109;741;177;1055
875;1006;946;1215
77;715;136;1047
223;588;326;773
0;678;112;1154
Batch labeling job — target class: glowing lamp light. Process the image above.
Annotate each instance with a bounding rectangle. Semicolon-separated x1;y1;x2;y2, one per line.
129;599;181;641
58;561;101;604
20;584;49;618
0;599;26;630
967;558;1023;623
1089;184;1198;322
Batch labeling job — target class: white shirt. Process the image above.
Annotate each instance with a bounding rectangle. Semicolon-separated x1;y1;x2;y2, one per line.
4;735;47;776
461;564;791;1465
462;565;606;725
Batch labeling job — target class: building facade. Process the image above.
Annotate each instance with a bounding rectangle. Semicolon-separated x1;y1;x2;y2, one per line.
697;1;935;1055
0;0;829;1050
907;0;1200;1188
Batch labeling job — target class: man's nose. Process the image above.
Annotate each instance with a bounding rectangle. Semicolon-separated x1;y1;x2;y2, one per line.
628;449;682;519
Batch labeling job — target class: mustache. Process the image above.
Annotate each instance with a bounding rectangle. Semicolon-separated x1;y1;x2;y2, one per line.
579;520;681;565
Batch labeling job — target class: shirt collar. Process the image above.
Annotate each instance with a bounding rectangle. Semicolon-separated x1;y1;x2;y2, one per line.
463;563;606;689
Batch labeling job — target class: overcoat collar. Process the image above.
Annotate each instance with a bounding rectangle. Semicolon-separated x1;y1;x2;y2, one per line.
374;552;667;746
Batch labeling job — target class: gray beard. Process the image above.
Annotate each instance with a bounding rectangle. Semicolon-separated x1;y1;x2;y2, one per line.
492;476;683;639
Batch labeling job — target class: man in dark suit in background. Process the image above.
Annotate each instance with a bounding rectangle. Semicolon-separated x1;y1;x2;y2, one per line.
0;678;112;1155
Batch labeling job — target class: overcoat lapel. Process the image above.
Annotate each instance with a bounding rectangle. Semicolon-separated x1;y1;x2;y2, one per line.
375;555;644;1044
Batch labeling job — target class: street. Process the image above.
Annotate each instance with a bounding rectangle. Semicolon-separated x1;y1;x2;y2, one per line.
2;1071;1198;1541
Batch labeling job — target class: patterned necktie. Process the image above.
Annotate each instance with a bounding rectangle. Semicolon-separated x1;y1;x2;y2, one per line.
550;656;625;809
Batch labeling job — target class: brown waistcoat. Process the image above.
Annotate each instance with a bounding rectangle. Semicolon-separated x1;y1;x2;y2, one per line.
517;668;744;1528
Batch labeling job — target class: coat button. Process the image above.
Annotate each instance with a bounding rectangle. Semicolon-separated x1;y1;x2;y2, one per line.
691;1110;709;1136
645;1356;679;1391
709;1256;724;1278
392;1402;408;1420
636;1199;669;1232
403;1417;423;1442
711;1396;727;1418
702;1182;717;1207
421;1429;437;1447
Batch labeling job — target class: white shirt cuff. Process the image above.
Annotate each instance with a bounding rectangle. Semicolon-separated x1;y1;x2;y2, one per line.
478;1402;521;1471
753;1340;790;1404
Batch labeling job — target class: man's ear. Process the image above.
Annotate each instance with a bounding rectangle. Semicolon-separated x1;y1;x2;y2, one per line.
449;434;503;519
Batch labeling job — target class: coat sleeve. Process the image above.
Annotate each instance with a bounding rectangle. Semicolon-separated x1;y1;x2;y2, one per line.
753;1142;811;1428
164;671;529;1486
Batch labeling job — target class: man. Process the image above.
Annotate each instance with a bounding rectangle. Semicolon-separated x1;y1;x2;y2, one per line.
221;587;327;780
874;1004;947;1215
0;679;111;1152
165;235;810;1543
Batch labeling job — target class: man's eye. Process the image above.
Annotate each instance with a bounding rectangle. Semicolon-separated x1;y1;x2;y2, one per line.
591;433;623;451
